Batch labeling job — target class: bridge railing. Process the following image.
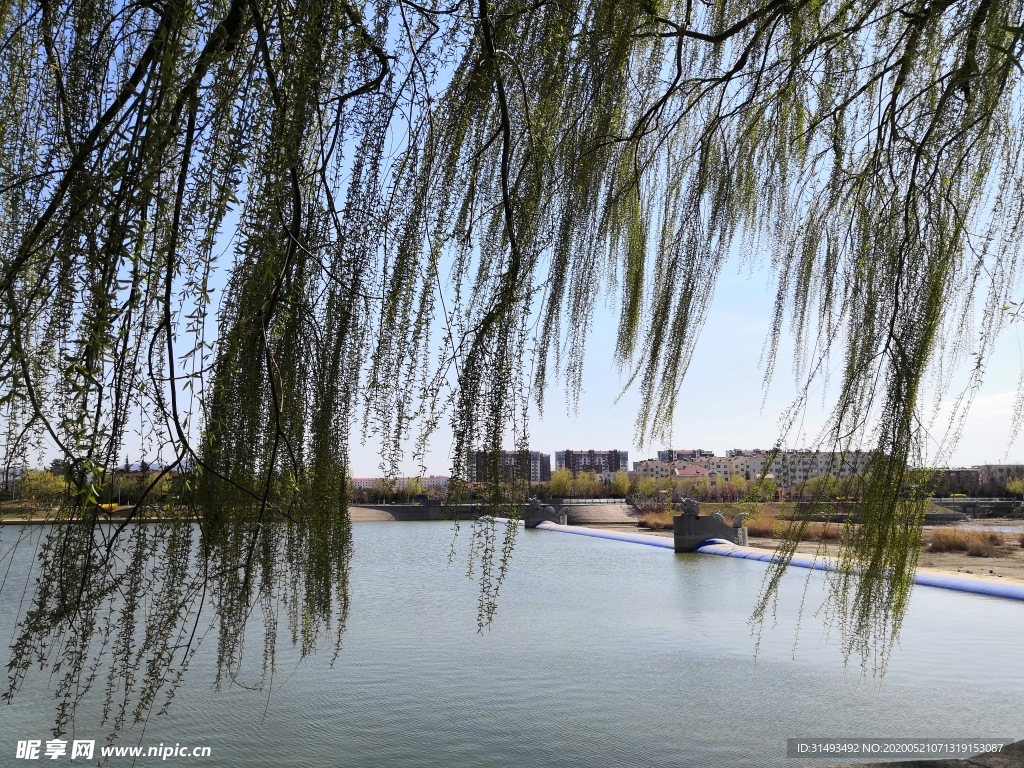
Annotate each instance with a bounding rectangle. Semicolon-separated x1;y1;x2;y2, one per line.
930;497;1021;503
541;498;628;505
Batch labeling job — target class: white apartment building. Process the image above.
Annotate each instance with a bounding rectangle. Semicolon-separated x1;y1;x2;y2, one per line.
724;449;874;485
631;459;677;479
632;460;716;482
631;449;877;487
350;475;450;491
421;475;450;491
706;456;735;476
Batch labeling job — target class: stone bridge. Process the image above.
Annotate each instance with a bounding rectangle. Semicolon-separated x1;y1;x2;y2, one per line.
931;498;1023;518
671;499;748;551
522;498;638;527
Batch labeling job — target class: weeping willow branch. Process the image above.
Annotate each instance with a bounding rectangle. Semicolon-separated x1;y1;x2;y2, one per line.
3;0;1024;736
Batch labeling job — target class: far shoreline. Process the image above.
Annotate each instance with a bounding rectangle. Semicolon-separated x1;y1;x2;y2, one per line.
5;505;1024;588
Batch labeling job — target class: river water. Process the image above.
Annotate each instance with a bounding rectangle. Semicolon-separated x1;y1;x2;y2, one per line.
1;522;1021;766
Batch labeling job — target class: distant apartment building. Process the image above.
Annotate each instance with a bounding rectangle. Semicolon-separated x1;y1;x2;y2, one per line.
632;459;676;479
555;450;628;476
721;449;767;480
732;449;874;485
977;464;1024;492
632;449;875;487
350;475;450;491
693;448;876;485
421;475;450;492
631;460;717;483
922;464;1024;495
657;449;715;463
468;450;552;484
707;456;735;476
928;467;982;496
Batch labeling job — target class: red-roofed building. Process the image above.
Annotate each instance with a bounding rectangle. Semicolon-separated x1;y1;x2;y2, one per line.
674;463;719;484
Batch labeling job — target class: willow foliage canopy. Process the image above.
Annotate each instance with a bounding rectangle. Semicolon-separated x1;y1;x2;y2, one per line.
2;0;1023;733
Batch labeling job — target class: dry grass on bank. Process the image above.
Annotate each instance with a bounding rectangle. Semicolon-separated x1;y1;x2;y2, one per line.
763;524;1012;556
638;512;673;531
748;517;844;542
744;506;843;542
743;515;774;537
927;528;1007;558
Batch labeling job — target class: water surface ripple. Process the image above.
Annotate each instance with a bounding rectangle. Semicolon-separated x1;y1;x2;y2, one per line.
1;522;1020;766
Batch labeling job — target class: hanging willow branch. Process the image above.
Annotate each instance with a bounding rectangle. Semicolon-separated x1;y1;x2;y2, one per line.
3;0;1024;734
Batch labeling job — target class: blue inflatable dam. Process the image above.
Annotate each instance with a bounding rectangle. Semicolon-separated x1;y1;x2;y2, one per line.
533;520;674;549
696;540;1024;602
532;523;1024;602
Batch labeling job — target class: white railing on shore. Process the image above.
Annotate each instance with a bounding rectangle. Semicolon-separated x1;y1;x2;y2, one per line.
544;498;628;505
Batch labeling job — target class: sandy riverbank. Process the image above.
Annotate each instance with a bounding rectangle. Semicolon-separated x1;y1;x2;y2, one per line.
349;506;401;521
749;535;1024;583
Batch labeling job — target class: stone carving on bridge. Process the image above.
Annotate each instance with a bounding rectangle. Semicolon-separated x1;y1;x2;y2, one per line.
679;498;700;516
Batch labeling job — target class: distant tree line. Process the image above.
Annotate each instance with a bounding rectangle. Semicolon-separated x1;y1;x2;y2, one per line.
4;464;184;509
